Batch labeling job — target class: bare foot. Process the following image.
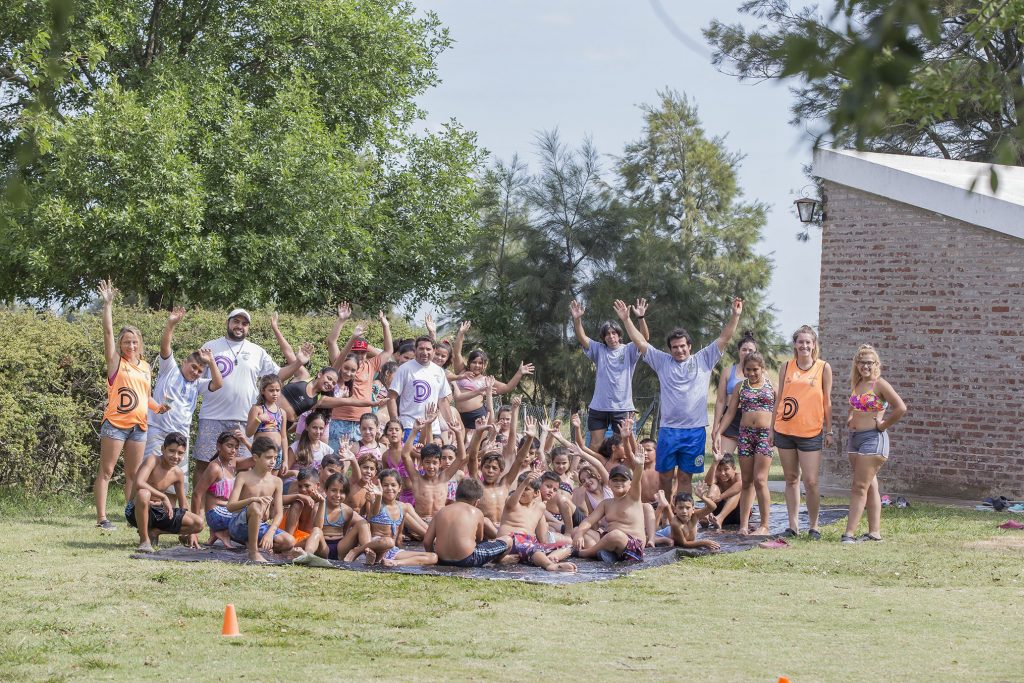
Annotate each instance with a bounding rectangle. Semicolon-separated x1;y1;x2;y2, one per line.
343;550;359;562
136;541;155;554
546;562;576;573
498;553;521;565
248;552;269;563
752;526;771;536
364;549;377;566
738;527;749;536
382;558;398;567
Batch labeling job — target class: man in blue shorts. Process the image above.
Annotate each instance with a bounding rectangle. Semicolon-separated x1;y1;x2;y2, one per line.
614;297;743;499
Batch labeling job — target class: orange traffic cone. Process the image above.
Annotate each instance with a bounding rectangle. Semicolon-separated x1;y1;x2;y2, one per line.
778;677;790;683
221;604;241;637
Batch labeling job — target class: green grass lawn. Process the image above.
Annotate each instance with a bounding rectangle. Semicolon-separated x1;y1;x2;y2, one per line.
2;490;1023;682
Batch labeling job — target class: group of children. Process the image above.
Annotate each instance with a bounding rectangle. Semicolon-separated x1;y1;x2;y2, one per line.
128;396;735;571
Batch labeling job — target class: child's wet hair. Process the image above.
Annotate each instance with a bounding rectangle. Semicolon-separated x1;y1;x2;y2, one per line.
324;472;349;491
359;412;379;427
251;435;278;457
216;430;240;446
480;453;503;468
639;437;656;447
597;433;623;459
420;444;442;461
719;454;736;467
296;468;317;483
540;471;561;485
516;471;541;491
673;492;694;504
162;431;188;449
742;351;766;370
455;477;484;502
378;468;401;486
320;454;342;470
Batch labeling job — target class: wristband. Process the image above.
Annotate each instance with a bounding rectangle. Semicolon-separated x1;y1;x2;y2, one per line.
637;315;645;320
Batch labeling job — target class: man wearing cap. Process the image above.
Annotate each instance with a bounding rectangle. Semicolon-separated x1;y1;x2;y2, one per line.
192;309;305;482
614;296;743;500
325;305;394;451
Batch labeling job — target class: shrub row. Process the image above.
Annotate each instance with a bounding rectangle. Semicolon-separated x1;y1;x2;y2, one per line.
0;306;417;494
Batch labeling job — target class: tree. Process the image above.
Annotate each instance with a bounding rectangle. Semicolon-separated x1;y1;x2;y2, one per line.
0;0;482;310
705;0;1024;167
586;90;779;400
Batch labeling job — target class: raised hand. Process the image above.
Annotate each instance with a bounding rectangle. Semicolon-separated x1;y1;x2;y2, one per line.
518;362;535;376
619;416;634;435
694;481;710;499
510;395;522;408
337;302;352;321
551;418;561;431
378;310;390;327
731;297;744;318
612;299;630;321
97;279;116;305
569;300;585;320
631;298;649;318
523;415;538;439
296;342;314;365
447;418;463;436
540;420;553;435
474;416;489;432
197;348;214;365
352;321;368;338
423;402;439;424
269;311;280;330
458;320;471;337
168;306;186;325
570;413;581;429
424;313;437;337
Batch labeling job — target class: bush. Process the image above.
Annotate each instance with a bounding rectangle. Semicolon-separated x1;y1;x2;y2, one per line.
0;306;417;494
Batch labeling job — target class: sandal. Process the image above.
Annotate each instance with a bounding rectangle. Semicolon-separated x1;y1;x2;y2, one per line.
840;534;857;544
96;519;116;531
781;528;798;538
857;533;883;542
895;496;909;509
807;529;822;540
758;538;791;550
998;520;1024;530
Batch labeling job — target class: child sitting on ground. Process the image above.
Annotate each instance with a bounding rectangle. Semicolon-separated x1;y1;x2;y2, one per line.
192;430;240;546
572;445;648;563
498;472;576;572
467;415;532;537
282;468;325;557
400;408;468;538
346;454;379;515
702;453;742;529
293;472;370;565
424;478;511;567
127;432;205;552
225;436;296;563
350;469;435;568
667;483;721;552
539;471;583;539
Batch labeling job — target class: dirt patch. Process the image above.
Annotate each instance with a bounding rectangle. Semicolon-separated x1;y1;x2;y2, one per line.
965;536;1024;552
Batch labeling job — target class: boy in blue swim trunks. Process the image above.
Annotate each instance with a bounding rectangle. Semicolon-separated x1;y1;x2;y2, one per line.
226;436;296;563
614;296;743;499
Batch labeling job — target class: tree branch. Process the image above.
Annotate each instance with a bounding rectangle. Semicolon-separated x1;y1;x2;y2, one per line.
143;0;164;68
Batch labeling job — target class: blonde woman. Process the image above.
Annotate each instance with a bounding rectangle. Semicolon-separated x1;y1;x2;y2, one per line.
842;345;906;543
771;325;833;539
95;280;168;530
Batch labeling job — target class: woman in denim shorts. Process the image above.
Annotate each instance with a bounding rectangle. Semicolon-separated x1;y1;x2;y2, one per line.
94;280;169;531
841;345;906;543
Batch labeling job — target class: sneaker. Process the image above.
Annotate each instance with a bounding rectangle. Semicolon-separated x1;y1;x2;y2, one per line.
96;519;116;532
781;528;798;538
857;533;883;542
807;529;822;540
840;534;857;544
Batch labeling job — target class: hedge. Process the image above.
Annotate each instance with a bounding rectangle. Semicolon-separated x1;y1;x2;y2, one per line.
0;306;418;494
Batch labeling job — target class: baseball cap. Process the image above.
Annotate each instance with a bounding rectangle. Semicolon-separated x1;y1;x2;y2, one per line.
351;338;369;352
608;464;633;481
227;308;251;323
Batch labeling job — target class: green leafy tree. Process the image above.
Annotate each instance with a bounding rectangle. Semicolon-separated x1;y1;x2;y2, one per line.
1;0;482;309
586;91;780;400
705;0;1024;165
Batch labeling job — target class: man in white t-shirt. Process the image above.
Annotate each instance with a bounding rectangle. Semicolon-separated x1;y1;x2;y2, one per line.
144;308;223;484
193;308;305;482
387;336;455;438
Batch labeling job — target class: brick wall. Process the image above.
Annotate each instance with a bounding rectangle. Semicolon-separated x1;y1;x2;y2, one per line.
818;181;1024;499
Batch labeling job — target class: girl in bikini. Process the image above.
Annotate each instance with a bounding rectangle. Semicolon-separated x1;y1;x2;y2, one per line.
843;345;906;543
347;454;380;515
354;412;384;460
352;469;435;567
450;322;535;432
293;472;370;565
246;374;287;473
192;430;241;546
715;352;776;536
380;418;416;505
711;332;758;461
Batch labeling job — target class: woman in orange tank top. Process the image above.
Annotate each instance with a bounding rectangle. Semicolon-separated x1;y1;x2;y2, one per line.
94;280;168;531
770;325;833;539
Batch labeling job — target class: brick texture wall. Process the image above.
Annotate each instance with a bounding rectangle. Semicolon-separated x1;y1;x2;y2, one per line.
818;181;1024;499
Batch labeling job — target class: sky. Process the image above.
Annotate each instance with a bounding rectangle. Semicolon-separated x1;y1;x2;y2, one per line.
413;0;822;336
